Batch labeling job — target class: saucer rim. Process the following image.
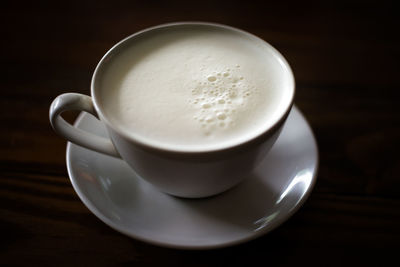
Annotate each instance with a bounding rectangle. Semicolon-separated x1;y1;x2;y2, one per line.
66;105;319;250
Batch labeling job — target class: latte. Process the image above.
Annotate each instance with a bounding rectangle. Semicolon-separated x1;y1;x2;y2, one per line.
99;26;293;151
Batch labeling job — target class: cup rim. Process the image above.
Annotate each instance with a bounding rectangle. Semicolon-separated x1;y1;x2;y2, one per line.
91;21;295;155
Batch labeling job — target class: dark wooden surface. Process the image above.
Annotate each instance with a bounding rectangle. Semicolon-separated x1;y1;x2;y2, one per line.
1;0;399;266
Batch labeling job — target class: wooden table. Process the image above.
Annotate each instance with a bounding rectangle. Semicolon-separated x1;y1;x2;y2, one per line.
1;1;399;266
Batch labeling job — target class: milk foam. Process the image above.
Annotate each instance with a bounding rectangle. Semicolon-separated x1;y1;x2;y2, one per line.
100;26;292;151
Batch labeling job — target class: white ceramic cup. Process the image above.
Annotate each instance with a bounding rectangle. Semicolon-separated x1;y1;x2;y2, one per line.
49;22;295;198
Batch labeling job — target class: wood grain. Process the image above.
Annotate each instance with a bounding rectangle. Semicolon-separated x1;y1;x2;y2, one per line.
1;0;399;266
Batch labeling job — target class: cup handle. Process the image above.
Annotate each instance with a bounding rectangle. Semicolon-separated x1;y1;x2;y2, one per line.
49;93;120;158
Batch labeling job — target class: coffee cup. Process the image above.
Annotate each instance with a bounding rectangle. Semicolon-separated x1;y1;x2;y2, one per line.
49;22;295;198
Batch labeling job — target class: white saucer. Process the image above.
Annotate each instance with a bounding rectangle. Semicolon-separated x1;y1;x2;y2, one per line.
66;106;318;249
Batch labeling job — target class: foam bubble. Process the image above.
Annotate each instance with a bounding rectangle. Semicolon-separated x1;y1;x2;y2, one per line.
229;91;237;98
208;76;217;82
217;113;226;120
205;116;214;123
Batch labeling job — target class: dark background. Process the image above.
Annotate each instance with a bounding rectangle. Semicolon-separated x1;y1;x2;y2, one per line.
1;0;399;266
